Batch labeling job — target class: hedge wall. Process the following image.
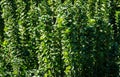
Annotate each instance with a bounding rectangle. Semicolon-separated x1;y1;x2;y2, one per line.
0;0;120;77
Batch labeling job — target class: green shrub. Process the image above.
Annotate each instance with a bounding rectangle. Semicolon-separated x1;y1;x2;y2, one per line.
0;0;119;77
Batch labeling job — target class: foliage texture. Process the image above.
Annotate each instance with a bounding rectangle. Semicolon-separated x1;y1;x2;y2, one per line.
0;0;120;77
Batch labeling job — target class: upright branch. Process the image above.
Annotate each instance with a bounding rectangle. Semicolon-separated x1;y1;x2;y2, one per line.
0;4;4;47
109;0;119;77
109;0;117;41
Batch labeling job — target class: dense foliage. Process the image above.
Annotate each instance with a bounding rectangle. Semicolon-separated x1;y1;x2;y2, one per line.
0;0;120;77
